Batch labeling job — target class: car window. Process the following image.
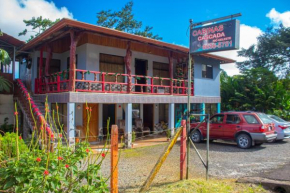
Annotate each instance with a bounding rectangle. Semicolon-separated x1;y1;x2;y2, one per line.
210;115;224;124
257;113;273;124
226;114;241;124
269;115;286;123
243;115;259;124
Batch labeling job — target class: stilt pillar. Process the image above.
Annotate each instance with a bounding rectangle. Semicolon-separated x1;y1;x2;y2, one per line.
125;103;132;148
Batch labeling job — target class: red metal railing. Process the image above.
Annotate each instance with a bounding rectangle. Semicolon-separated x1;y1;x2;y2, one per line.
35;69;194;96
35;70;70;94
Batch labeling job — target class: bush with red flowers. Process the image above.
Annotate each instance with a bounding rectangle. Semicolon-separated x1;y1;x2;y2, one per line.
0;100;109;192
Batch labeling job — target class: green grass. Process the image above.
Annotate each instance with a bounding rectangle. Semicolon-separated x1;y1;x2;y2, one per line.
147;178;268;193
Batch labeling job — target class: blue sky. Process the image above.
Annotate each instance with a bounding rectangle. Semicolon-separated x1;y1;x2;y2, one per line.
52;0;290;47
1;0;289;75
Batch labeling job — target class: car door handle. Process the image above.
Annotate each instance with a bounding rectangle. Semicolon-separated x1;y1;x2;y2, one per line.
218;125;222;128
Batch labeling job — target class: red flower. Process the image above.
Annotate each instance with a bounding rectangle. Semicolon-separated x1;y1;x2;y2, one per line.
36;157;41;162
14;112;18;115
86;107;89;110
15;127;18;131
43;170;49;176
89;107;92;112
19;136;22;140
58;156;63;161
27;97;31;101
56;105;59;110
65;164;69;168
59;134;62;138
101;153;105;158
86;149;90;153
50;134;54;138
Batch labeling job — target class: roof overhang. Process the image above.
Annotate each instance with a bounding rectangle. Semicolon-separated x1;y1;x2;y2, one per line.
20;18;235;64
0;33;25;57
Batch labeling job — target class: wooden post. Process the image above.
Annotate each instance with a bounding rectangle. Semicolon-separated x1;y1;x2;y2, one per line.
140;126;183;193
180;120;187;180
68;30;83;92
168;51;174;95
124;41;132;93
57;75;60;92
111;125;118;193
39;47;44;78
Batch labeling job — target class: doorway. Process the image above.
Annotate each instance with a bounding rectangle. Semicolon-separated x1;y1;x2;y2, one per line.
103;104;116;135
135;59;147;92
82;104;99;142
143;104;154;132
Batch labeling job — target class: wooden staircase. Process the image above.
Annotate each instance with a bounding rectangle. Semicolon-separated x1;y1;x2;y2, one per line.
14;79;53;139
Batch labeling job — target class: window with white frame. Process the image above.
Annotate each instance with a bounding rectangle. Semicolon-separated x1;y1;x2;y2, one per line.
202;64;213;79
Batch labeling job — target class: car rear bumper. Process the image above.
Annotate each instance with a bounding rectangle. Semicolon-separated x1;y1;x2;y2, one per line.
250;133;277;142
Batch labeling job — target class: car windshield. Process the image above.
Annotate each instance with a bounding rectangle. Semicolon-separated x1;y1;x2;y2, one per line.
257;113;273;124
268;115;286;123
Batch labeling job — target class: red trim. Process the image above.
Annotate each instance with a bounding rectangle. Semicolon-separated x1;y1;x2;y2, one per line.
35;69;194;96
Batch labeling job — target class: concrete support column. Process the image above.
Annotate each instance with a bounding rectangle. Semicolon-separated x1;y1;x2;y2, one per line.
125;103;132;148
168;103;175;137
154;104;159;124
200;103;205;122
217;103;221;113
67;103;76;145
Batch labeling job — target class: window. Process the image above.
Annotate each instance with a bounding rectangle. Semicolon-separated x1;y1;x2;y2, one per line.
243;115;259;124
100;53;125;82
205;103;217;117
159;104;168;122
226;114;241;124
153;62;170;85
202;64;213;79
37;58;61;78
210;115;224;124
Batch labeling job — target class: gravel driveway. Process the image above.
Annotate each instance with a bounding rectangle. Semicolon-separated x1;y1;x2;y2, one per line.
97;139;290;192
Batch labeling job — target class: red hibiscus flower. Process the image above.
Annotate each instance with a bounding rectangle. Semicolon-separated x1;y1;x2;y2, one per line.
19;136;22;140
86;149;90;153
101;153;105;157
65;164;69;168
36;157;41;162
43;170;49;176
58;156;63;161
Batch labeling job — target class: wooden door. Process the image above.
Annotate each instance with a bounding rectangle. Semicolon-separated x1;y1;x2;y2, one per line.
143;104;154;131
83;104;99;142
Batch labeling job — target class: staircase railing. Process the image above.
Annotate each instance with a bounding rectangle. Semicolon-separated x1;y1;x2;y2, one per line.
15;79;53;143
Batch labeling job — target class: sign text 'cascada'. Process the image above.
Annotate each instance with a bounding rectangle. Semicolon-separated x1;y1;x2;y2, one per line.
190;19;240;54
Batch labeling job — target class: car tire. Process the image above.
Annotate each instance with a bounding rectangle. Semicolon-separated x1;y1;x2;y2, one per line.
190;129;202;143
236;134;252;149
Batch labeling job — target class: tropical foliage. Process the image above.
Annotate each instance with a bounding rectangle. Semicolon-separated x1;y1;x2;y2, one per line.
19;16;60;42
0;49;11;66
96;1;162;40
237;25;290;78
0;76;12;92
221;68;290;119
0;100;109;192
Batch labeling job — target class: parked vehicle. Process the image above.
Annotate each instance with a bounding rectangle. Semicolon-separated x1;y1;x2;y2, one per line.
190;112;277;149
267;115;290;141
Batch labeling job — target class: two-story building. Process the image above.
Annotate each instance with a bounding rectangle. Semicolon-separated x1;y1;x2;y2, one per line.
15;18;234;147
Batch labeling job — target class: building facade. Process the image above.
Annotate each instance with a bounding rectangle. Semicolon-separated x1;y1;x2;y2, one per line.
15;19;234;147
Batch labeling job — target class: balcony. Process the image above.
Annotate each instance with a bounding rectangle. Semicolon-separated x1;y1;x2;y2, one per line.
35;69;194;96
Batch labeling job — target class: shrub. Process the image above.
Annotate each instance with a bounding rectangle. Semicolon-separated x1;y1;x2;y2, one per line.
0;99;109;192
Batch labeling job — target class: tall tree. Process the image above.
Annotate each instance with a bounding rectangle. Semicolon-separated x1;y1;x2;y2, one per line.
19;16;60;42
96;1;162;40
237;25;290;78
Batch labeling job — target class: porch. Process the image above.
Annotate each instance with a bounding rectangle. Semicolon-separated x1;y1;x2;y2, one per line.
34;69;194;96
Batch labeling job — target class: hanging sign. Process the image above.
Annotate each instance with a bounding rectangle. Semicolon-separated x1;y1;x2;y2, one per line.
190;19;240;54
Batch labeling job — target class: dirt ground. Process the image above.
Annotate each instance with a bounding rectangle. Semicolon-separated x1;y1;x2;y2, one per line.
97;139;290;192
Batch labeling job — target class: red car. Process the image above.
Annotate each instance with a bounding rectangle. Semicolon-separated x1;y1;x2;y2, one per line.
190;112;277;149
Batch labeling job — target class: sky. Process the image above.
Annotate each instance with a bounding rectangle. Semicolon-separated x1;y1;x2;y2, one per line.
1;0;290;76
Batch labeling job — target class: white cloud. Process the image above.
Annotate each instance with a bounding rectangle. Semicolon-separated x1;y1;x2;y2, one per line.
214;24;263;76
0;0;73;41
266;8;290;27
